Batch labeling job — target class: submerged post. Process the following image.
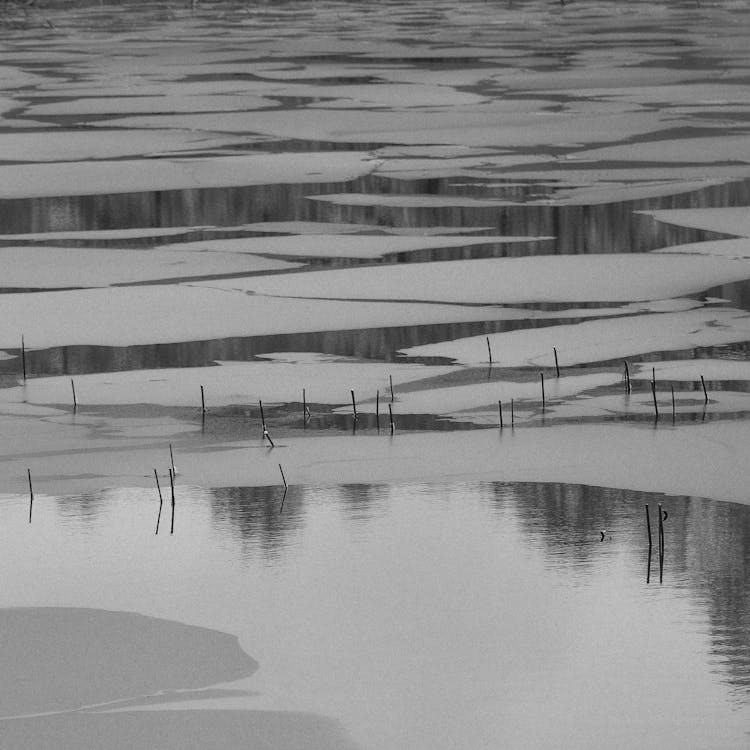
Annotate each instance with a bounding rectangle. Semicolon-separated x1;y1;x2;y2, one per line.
388;402;395;435
21;334;26;382
541;372;546;411
553;347;560;378
351;389;357;421
154;469;163;535
376;390;380;431
701;375;708;404
498;400;503;429
200;385;205;416
27;468;33;523
651;380;659;420
487;336;493;366
511;398;515;427
71;378;77;412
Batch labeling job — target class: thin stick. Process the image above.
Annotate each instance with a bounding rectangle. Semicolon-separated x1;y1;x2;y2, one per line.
511;398;515;427
658;503;664;551
258;400;275;446
71;378;77;411
200;385;205;414
390;374;394;403
303;388;308;425
701;375;708;404
376;390;380;431
553;347;559;378
498;400;503;429
351;389;357;421
651;380;659;419
487;336;492;365
154;469;163;535
388;402;395;435
540;372;546;411
645;504;652;548
27;468;33;523
658;502;664;582
169;467;175;535
279;463;288;489
624;360;630;393
169;443;176;476
21;334;26;382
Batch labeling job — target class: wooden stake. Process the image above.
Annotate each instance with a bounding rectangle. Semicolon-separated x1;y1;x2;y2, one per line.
701;375;708;404
389;374;394;403
200;385;205;414
71;378;77;411
351;389;357;421
259;400;274;446
658;503;664;550
623;360;630;393
169;467;175;535
540;372;546;411
169;443;176;476
658;502;664;582
21;334;26;382
27;468;33;523
553;347;559;378
651;380;659;419
376;390;380;431
487;336;493;365
388;403;395;435
498;400;503;429
154;469;163;535
511;398;515;427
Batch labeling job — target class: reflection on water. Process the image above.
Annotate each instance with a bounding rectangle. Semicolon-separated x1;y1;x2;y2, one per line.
1;173;744;252
0;314;622;376
3;172;750;379
210;484;304;561
6;480;750;699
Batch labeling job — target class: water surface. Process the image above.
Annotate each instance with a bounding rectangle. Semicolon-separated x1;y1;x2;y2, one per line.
2;480;749;749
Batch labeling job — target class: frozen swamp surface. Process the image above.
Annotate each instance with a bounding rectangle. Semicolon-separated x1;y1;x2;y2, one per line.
2;1;750;748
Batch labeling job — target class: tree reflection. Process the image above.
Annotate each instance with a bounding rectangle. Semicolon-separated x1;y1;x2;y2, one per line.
492;481;750;695
209;485;303;560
